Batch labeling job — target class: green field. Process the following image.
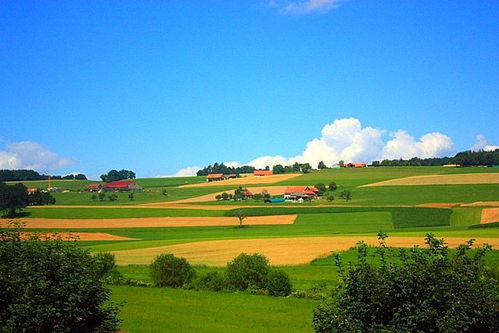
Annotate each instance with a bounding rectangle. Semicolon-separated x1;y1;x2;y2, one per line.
4;167;498;332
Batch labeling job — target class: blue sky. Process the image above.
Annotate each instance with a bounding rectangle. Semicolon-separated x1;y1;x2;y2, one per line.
1;0;498;178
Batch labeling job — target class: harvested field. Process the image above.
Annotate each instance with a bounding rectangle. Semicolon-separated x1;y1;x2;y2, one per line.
111;236;499;266
178;174;301;188
481;208;499;224
13;215;297;229
144;186;288;205
21;232;137;241
461;201;499;207
361;173;499;187
417;203;461;208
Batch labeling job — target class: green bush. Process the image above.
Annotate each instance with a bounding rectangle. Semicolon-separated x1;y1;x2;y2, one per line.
150;253;195;288
0;225;121;332
94;252;116;278
226;253;270;290
266;270;292;297
313;233;499;333
197;271;227;291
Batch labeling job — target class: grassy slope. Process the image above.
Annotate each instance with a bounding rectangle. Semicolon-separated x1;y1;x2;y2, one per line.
24;207;224;218
5;179;97;191
111;285;318;333
49;186;233;205
134;176;205;187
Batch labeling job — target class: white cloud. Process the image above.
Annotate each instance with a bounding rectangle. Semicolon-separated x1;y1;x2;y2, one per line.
471;134;499;152
157;165;203;177
266;0;341;15
0;140;72;173
382;130;454;160
173;117;457;174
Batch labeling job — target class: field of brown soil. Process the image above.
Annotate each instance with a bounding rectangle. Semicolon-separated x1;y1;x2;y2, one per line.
13;215;297;229
361;173;499;187
178;174;301;188
481;208;499;224
21;232;137;241
111;236;499;266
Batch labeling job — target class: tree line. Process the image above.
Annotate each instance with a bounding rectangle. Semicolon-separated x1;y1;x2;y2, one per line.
0;169;87;181
372;149;499;167
273;162;312;174
196;163;256;176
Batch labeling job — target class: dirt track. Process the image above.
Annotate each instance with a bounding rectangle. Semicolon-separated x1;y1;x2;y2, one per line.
361;173;499;187
112;236;499;266
11;215;297;229
178;174;301;188
481;208;499;224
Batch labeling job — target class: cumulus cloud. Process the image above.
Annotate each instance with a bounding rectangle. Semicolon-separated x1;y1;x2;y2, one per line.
267;0;341;15
174;117;457;175
0;140;72;173
157;166;203;177
471;134;499;152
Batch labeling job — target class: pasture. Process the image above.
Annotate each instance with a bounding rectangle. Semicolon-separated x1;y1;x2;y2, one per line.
4;166;499;332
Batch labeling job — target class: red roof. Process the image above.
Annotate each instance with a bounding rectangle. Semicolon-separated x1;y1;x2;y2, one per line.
104;180;135;188
284;186;319;195
254;170;273;176
207;173;225;179
87;184;101;189
27;188;39;192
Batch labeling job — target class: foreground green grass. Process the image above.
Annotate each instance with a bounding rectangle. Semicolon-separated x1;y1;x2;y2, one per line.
110;285;318;333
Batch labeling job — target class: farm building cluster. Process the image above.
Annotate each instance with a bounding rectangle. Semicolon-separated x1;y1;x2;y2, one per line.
87;180;143;192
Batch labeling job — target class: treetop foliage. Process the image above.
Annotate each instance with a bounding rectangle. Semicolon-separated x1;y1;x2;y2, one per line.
0;169;87;181
313;233;499;332
372;149;499;167
196;162;255;176
100;169;136;182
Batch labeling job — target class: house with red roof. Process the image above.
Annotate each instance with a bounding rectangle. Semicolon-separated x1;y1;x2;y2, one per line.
254;170;273;176
206;173;226;182
104;180;143;191
345;162;367;168
284;186;319;201
87;184;103;192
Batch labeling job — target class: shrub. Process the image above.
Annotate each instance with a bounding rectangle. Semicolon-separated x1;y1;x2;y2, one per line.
94;252;117;279
312;233;499;333
0;224;121;332
266;270;292;297
226;253;270;290
197;271;227;291
150;253;195;288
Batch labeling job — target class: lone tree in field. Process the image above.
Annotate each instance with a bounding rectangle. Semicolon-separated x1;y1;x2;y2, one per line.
234;208;247;228
0;182;28;217
317;161;327;169
0;223;121;332
313;233;499;333
340;190;351;202
328;181;337;191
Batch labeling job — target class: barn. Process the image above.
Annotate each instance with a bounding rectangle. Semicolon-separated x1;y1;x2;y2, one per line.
206;174;226;182
345;162;367;168
254;170;273;176
104;180;143;191
284;186;319;201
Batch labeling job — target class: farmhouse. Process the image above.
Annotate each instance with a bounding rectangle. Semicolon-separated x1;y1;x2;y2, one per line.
206;173;226;182
345;162;366;168
284;186;319;201
104;180;143;191
87;184;103;192
27;188;39;194
254;170;273;176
